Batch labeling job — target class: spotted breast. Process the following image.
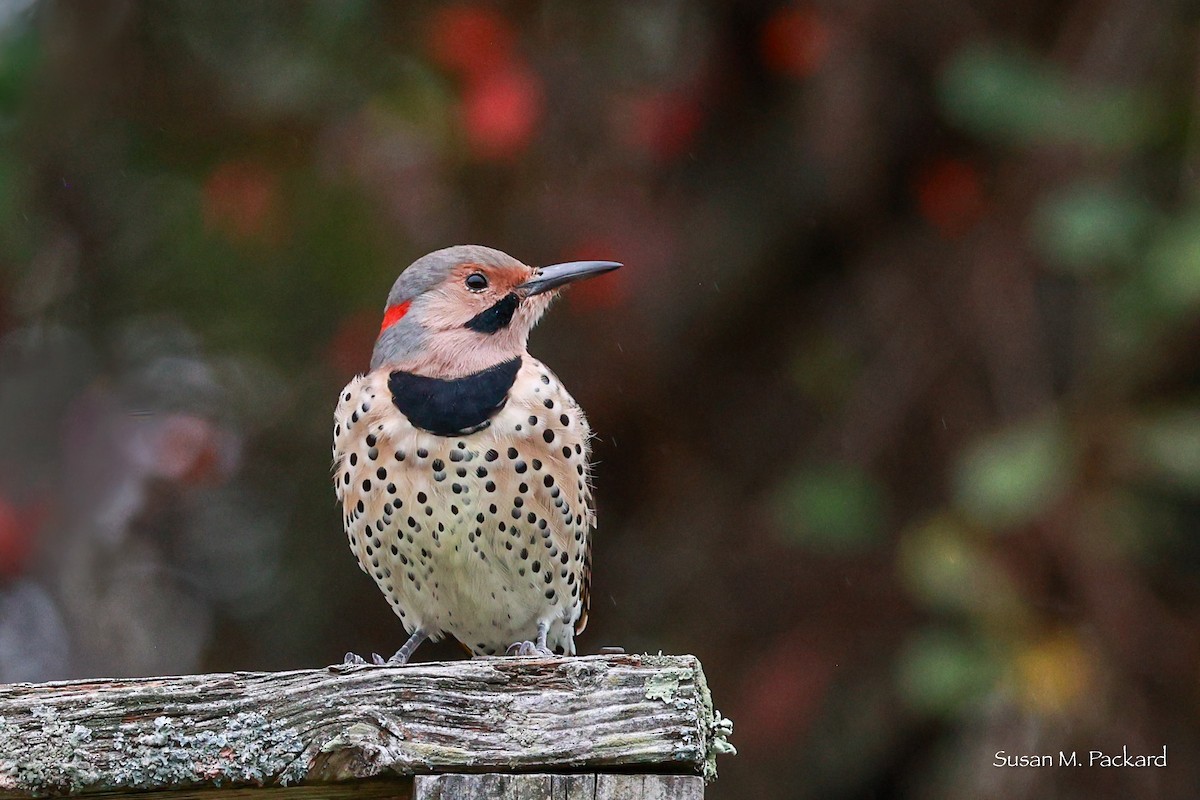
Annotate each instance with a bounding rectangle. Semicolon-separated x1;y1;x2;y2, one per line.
334;356;594;656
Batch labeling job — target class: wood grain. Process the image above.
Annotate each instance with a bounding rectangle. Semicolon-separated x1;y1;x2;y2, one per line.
0;654;732;798
413;773;703;799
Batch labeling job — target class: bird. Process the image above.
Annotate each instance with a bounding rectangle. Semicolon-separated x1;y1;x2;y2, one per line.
333;245;621;664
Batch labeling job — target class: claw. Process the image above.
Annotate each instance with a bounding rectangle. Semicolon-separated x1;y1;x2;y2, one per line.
345;630;427;667
507;621;554;657
506;640;553;657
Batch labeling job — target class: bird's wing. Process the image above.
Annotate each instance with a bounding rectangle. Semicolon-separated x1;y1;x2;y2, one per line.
575;429;597;636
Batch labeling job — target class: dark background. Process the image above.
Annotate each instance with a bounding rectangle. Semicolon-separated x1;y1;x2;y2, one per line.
1;1;1198;798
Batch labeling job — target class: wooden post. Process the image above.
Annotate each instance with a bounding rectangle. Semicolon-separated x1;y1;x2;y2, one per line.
414;773;703;799
0;654;733;798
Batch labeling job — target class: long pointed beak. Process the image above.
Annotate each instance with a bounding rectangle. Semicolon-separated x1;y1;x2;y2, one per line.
517;260;623;297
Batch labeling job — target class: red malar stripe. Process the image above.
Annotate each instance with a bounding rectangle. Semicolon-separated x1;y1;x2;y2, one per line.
379;301;412;334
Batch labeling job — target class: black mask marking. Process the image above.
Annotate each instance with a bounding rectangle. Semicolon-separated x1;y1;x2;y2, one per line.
464;293;519;334
389;358;522;436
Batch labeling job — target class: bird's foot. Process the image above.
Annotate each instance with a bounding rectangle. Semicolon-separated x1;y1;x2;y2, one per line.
342;649;415;666
370;651;411;666
352;629;427;667
507;621;553;657
340;649;414;666
505;640;554;657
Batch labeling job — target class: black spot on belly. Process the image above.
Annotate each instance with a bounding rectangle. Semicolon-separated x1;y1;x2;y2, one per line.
389;358;521;436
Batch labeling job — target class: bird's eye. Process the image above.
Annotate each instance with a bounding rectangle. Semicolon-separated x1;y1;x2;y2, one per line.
465;273;489;292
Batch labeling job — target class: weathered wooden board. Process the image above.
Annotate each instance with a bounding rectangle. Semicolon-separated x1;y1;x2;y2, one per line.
9;779;415;800
0;654;733;798
413;773;703;800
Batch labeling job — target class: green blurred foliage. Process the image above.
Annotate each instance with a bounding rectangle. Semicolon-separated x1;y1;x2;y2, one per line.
941;45;1166;151
0;21;37;114
897;515;1024;622
1144;211;1200;316
773;464;886;553
1032;183;1153;275
952;417;1072;530
1127;408;1200;493
897;628;1000;716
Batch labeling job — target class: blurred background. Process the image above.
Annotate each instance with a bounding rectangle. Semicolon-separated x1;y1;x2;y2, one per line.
0;1;1198;797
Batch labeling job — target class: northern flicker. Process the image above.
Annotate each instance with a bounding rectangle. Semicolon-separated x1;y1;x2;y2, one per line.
333;245;620;664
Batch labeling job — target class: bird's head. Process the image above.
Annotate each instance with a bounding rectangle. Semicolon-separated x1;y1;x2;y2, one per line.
371;245;621;377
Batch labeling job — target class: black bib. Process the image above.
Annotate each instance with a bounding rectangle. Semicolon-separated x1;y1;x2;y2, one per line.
388;358;521;436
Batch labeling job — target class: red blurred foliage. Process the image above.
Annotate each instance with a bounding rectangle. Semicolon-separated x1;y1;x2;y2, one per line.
560;240;630;311
327;307;382;377
914;156;987;237
732;630;838;755
426;5;542;161
426;4;515;81
461;66;543;160
0;497;43;579
202;160;281;243
760;6;832;79
154;415;227;486
621;90;705;161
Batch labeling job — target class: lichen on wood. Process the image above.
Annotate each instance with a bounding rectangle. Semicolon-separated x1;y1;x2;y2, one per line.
0;654;731;797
